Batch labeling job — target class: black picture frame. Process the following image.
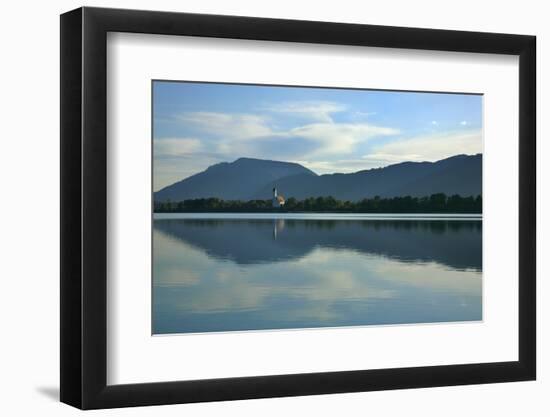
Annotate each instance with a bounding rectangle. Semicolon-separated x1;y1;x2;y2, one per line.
60;6;536;410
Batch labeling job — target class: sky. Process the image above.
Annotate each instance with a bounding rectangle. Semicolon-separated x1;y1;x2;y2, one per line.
153;81;482;191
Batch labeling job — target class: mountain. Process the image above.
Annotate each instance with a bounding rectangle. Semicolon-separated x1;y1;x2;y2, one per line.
154;157;316;202
252;154;482;200
154;154;482;202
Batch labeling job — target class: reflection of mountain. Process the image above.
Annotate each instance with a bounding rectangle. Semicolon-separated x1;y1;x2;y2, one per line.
154;219;482;271
154;154;482;202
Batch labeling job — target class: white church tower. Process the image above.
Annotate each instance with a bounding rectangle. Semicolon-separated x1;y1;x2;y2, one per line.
272;187;285;208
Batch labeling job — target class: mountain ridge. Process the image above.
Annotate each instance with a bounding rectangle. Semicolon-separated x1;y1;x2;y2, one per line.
154;154;482;202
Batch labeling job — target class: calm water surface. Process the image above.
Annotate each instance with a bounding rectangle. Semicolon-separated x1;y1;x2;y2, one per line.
153;213;482;334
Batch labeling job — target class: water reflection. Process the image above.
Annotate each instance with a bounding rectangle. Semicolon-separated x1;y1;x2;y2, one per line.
154;218;481;270
153;216;482;334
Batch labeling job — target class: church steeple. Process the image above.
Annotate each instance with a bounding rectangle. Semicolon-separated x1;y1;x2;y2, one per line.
272;187;285;208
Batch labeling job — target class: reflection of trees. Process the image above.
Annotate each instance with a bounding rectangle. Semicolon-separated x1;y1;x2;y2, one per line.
178;219;482;234
155;218;482;271
364;220;482;234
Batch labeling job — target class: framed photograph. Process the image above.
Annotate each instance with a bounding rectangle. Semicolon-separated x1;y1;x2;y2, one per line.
60;7;536;409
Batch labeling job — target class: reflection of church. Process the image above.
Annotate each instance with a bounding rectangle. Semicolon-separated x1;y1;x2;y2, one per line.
272;187;285;208
273;219;285;240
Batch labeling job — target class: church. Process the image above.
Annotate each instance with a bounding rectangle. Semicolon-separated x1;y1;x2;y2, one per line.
272;187;285;208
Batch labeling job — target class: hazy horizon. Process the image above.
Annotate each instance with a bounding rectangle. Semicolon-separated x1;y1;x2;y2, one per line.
153;81;482;191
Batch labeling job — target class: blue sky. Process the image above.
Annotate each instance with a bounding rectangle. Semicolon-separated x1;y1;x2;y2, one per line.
153;81;482;191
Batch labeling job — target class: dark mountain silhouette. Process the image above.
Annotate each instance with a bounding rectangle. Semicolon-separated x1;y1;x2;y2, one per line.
154;157;316;202
252;154;481;200
154;154;482;202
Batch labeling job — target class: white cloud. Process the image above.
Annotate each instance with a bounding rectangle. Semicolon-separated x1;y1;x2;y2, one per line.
290;123;399;157
352;111;377;119
265;100;346;122
154;138;202;157
431;120;438;126
175;110;399;158
178;112;274;140
460;120;468;126
363;130;482;164
291;158;384;174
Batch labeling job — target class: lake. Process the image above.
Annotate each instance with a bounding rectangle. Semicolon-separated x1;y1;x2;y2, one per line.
153;213;482;334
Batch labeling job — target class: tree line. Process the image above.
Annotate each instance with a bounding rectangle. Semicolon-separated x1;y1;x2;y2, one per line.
154;193;482;213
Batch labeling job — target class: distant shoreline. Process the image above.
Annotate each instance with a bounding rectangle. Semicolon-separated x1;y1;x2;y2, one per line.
153;212;482;221
154;193;482;214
